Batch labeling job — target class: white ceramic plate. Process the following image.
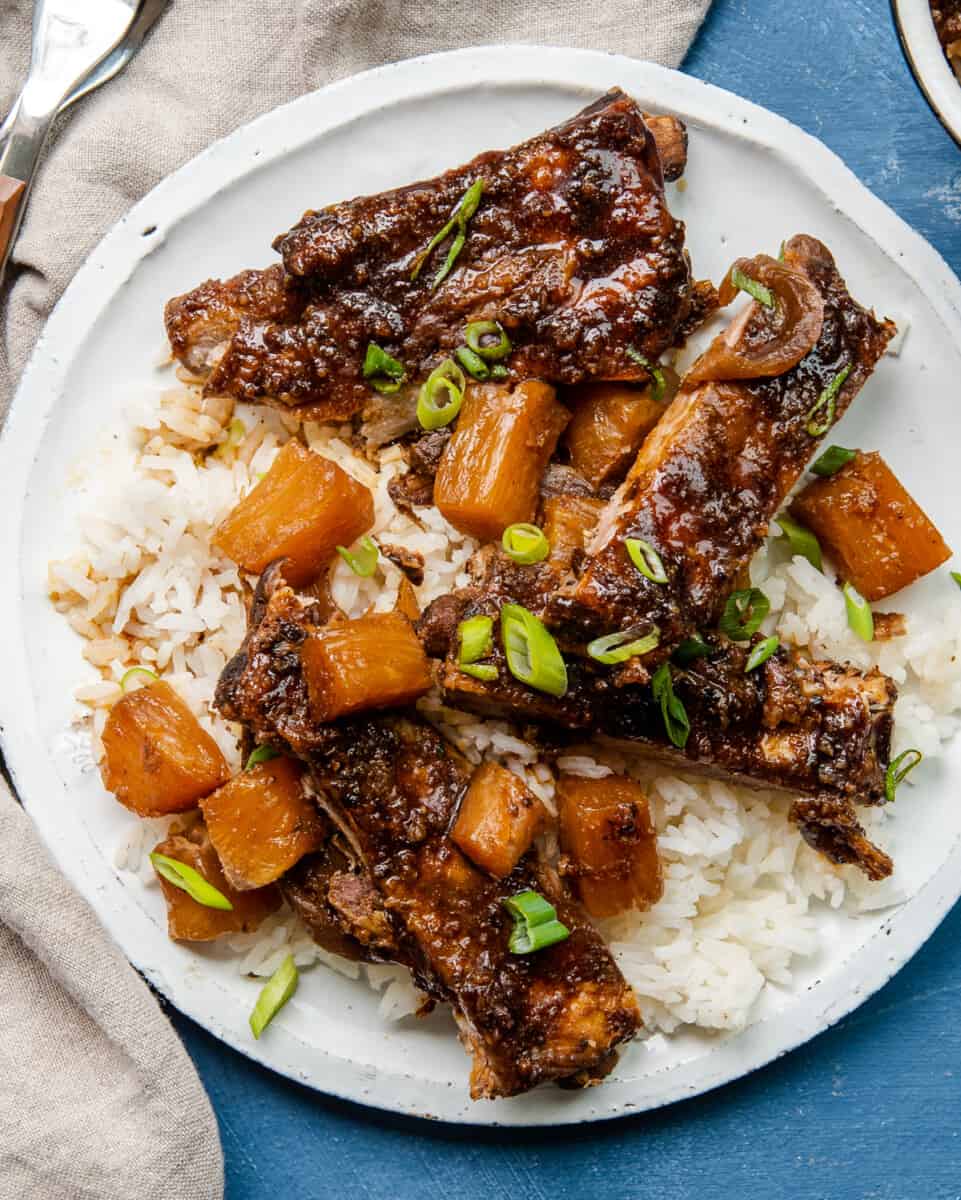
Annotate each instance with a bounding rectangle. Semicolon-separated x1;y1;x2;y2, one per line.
892;0;961;147
3;46;961;1126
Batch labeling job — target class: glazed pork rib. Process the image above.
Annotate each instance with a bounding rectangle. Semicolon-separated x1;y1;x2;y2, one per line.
418;548;897;881
166;92;713;420
215;576;641;1099
546;235;896;649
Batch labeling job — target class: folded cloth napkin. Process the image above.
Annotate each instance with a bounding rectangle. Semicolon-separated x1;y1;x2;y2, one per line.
0;2;711;1197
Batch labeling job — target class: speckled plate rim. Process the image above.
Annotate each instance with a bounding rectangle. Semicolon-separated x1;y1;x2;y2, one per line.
892;0;961;149
3;44;961;1126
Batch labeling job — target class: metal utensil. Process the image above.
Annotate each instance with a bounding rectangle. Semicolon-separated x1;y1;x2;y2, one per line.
0;0;143;283
59;0;170;115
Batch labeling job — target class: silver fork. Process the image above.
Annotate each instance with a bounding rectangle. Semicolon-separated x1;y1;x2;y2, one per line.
0;0;165;284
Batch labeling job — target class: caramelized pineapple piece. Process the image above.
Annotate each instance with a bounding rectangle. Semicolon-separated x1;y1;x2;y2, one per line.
563;382;666;488
301;612;432;722
557;774;662;918
152;826;280;941
200;757;325;889
101;680;229;817
791;450;951;601
394;575;421;622
542;495;604;574
434;381;569;542
213;440;374;586
451;762;545;877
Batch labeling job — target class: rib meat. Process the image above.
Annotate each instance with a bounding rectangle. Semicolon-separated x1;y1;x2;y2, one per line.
546;235;896;648
215;574;641;1098
166;92;714;420
419;548;897;881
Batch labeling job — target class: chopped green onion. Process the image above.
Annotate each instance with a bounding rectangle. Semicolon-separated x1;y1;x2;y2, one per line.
951;570;961;590
246;745;280;769
502;522;550;565
673;635;713;665
490;364;509;380
120;666;159;693
249;954;299;1039
805;364;852;437
777;241;786;262
362;343;406;394
417;358;465;430
651;662;690;749
454;345;490;380
625;537;668;584
503;890;570;955
500;603;568;697
336;535;378;577
811;444;857;477
719;588;770;641
461;663;499;682
776;512;823;572
745;635;780;673
587;625;660;665
884;748;923;803
410;178;485;288
730;265;774;309
465;320;512;362
458;615;493;665
625;347;666;402
843;581;874;642
150;853;234;911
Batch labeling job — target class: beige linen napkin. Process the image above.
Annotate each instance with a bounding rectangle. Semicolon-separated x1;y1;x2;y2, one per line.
0;2;711;1197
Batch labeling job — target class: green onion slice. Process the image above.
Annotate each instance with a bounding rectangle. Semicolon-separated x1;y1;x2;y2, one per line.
454;345;490;380
150;853;234;911
811;444;857;477
500;603;568;697
719;588;771;641
843;581;874;642
502;523;550;565
336;535;379;577
651;662;690;749
503;890;570;955
730;265;775;309
951;571;961;590
776;512;823;572
217;417;246;456
673;635;713;665
805;364;852;437
410;178;485;288
417;358;465;430
745;635;780;673
625;537;668;584
625;347;666;402
120;666;159;693
246;745;280;770
458;615;493;665
464;320;512;362
587;625;660;665
461;663;499;682
249;954;299;1039
490;364;509;380
362;343;406;394
884;748;923;803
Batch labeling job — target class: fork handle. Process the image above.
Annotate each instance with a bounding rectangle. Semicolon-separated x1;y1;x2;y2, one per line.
0;175;27;270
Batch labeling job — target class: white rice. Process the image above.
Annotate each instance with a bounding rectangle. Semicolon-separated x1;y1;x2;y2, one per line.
49;375;961;1036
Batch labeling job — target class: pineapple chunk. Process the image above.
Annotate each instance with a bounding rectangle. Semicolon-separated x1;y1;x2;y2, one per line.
101;680;229;817
791;450;951;600
563;382;665;488
152;826;280;941
451;762;545;878
434;381;569;542
557;774;662;918
301;612;432;722
200;757;325;889
214;440;374;587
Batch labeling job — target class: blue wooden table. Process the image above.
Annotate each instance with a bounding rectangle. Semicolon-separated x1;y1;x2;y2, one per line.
174;4;961;1195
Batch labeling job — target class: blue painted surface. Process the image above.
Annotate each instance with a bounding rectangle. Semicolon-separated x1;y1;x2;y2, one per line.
175;3;961;1196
